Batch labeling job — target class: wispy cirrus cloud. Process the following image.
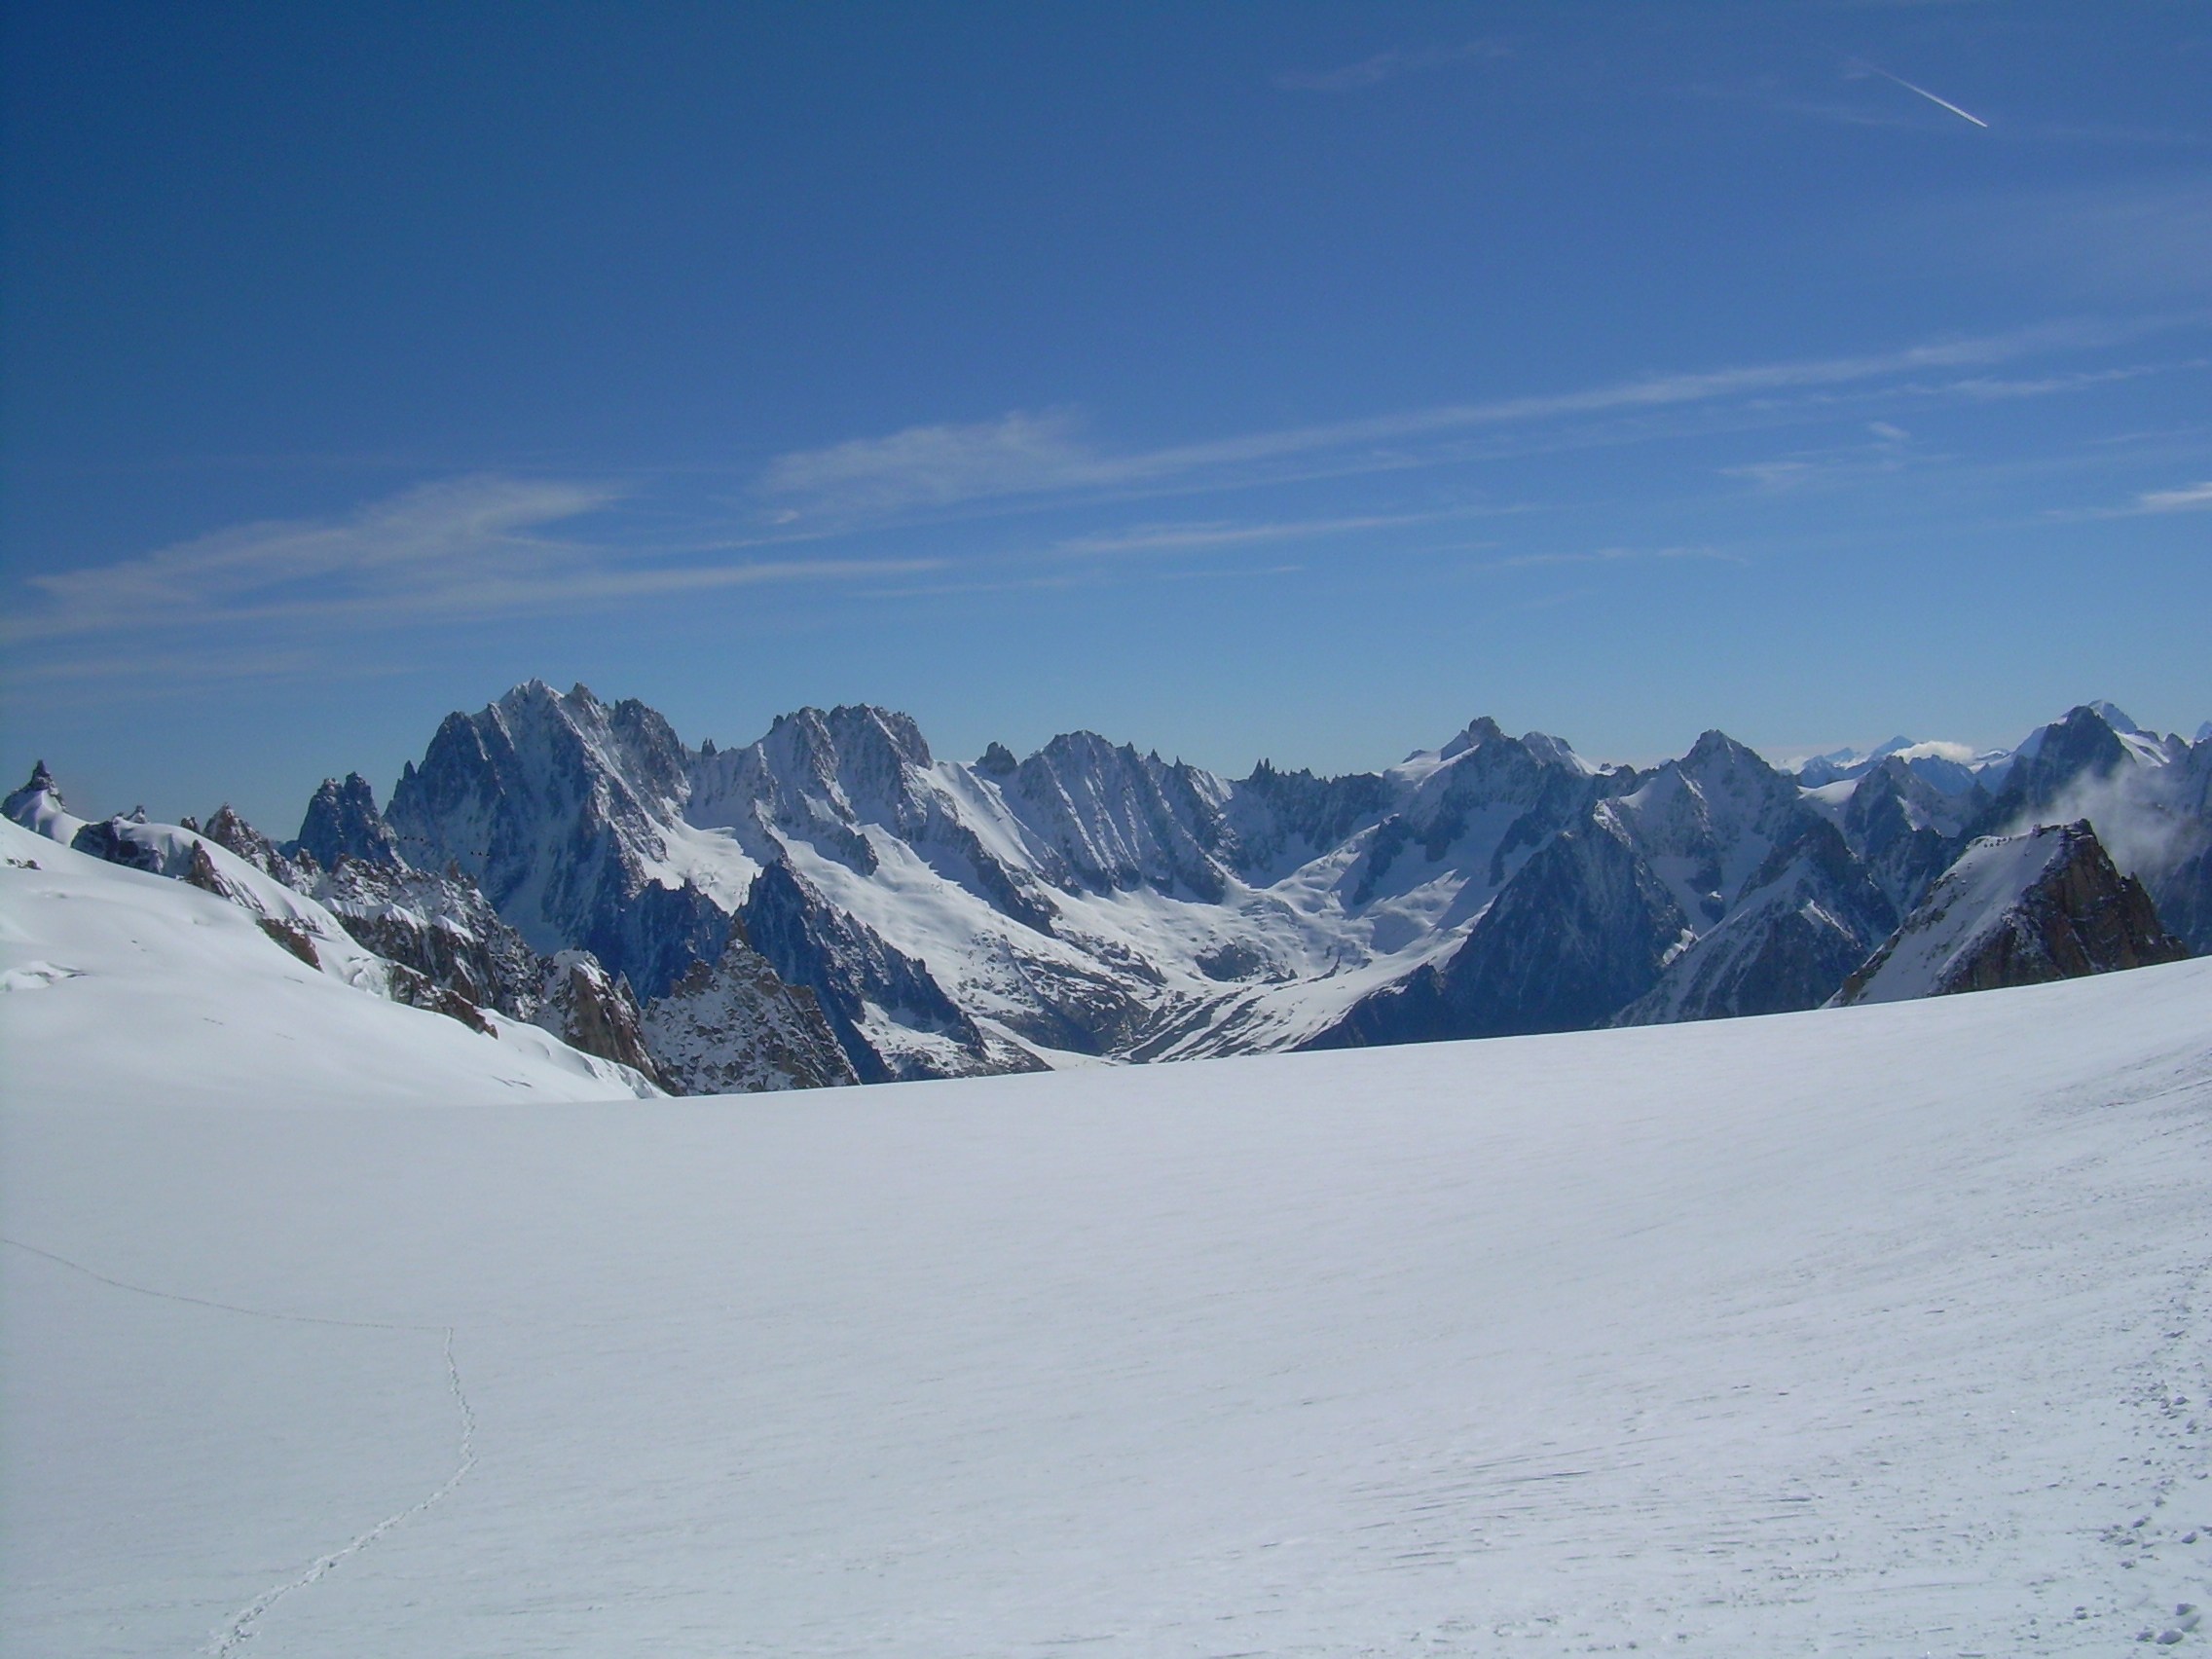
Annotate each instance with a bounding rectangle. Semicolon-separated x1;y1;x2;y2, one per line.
1272;39;1511;93
3;474;937;645
2046;478;2212;521
1051;508;1487;559
1719;421;1922;494
756;316;2181;523
1480;545;1747;572
755;410;1107;517
2130;481;2212;513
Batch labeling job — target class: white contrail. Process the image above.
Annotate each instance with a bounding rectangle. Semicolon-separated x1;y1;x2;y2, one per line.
1866;64;1989;128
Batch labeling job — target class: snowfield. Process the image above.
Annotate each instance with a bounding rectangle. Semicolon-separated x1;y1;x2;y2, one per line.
0;817;656;1107
6;946;2212;1655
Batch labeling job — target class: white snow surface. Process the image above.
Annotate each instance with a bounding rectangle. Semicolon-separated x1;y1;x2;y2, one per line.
0;818;656;1106
8;952;2212;1656
1839;825;2076;1005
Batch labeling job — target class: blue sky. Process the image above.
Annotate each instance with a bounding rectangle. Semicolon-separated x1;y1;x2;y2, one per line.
4;1;2208;829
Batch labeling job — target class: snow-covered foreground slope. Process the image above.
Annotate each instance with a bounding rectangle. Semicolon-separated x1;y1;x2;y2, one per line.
6;958;2212;1657
0;817;655;1106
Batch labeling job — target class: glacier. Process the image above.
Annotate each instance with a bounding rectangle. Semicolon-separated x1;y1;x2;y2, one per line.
5;946;2211;1654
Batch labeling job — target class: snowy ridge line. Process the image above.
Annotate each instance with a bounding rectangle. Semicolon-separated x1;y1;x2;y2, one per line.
0;1238;479;1657
0;1236;444;1331
203;1326;477;1659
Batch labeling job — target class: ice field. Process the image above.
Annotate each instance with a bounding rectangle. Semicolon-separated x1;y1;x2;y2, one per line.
5;954;2212;1656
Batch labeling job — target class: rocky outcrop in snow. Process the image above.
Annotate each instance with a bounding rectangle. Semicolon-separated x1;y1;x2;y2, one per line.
8;792;405;1001
738;859;1038;1083
1834;821;2186;1005
202;792;549;1024
642;943;858;1094
1960;706;2212;958
2;761;86;845
535;950;666;1088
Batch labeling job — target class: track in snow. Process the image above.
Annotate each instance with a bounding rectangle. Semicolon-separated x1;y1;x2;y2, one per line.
0;1237;479;1657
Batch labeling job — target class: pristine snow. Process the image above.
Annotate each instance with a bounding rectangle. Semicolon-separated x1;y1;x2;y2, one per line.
7;941;2212;1655
0;817;656;1105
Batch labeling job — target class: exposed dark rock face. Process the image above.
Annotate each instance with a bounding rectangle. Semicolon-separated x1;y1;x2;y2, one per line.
1955;707;2206;960
256;915;322;969
1229;761;1392;880
2160;847;2212;956
69;818;165;873
1309;810;1690;1048
385;964;496;1035
642;946;859;1094
202;805;300;877
203;796;552;1020
1836;821;2187;1005
1004;732;1233;901
36;690;2196;1084
1972;706;2141;833
1315;731;1913;1045
293;772;404;868
1612;818;1898;1024
181;840;236;901
1841;758;1983;914
535;950;665;1086
312;857;548;1019
1423;808;1693;1037
738;859;1036;1083
386;681;730;999
2144;736;2212;957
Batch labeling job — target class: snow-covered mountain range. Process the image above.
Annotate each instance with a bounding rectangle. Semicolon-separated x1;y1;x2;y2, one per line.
9;688;2206;1093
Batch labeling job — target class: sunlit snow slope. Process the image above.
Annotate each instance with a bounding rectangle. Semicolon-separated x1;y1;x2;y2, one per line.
0;817;655;1106
5;957;2212;1656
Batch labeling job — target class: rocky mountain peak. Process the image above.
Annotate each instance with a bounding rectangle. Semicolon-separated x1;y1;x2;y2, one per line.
201;804;297;878
134;681;2194;1090
386;682;721;996
1439;716;1507;760
765;704;933;790
1975;705;2137;832
2;761;74;840
1678;728;1770;776
295;772;405;869
641;944;859;1094
1006;731;1232;900
1836;820;2187;1004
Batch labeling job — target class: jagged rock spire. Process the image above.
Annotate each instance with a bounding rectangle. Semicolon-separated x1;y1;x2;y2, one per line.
295;772;405;868
3;760;60;822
